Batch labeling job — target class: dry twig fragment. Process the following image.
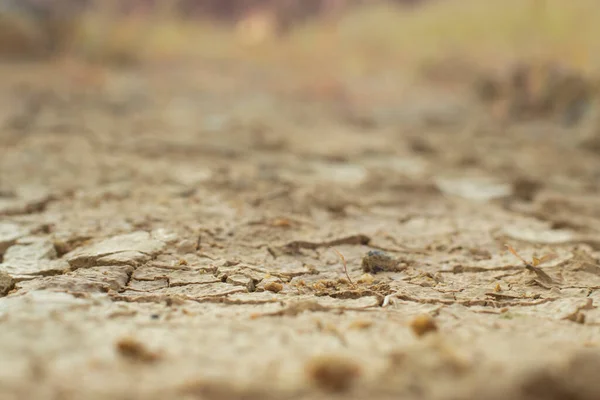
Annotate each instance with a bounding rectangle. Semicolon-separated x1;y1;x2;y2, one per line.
332;248;355;287
505;244;557;284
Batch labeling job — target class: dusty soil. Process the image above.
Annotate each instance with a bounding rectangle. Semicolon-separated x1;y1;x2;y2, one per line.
1;59;600;400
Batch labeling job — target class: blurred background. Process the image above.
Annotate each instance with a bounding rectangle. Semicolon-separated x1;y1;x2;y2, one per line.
1;0;598;73
1;0;599;186
1;0;599;123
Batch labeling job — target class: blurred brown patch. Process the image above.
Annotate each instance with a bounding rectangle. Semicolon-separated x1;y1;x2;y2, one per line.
0;15;43;57
475;62;599;126
305;354;362;393
0;13;80;59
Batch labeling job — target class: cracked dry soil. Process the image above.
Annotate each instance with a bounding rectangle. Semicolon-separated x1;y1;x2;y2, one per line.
1;61;600;400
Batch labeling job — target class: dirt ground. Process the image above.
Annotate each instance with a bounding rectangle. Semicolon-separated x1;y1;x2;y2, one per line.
1;55;600;400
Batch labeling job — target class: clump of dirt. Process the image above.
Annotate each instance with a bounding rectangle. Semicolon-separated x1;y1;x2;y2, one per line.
361;250;407;274
115;336;161;364
0;271;14;296
263;280;284;293
410;314;439;337
305;355;362;393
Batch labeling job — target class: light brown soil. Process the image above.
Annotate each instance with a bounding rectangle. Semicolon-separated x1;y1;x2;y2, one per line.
1;59;600;400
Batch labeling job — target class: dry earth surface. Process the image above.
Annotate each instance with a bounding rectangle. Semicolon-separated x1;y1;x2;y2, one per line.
1;57;600;400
